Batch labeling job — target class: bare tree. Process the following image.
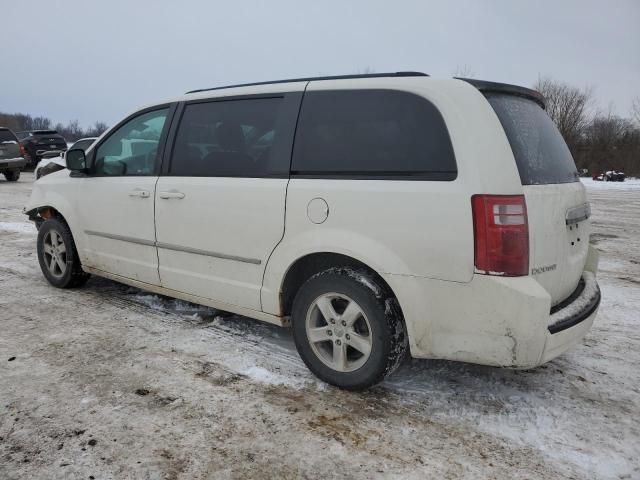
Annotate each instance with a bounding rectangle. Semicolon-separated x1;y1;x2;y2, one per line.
452;64;475;78
0;113;22;131
13;113;35;131
583;113;639;174
632;97;640;126
31;116;52;130
534;76;593;148
85;121;109;137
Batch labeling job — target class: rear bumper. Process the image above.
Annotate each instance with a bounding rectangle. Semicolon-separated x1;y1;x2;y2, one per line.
383;245;600;368
539;271;600;363
36;149;65;157
0;157;27;170
547;272;600;334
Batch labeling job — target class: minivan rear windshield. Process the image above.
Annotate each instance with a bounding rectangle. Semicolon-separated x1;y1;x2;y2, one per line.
0;130;17;143
487;94;578;185
33;130;59;135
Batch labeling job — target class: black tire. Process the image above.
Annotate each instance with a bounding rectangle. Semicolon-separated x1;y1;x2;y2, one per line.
3;170;20;182
37;217;90;288
291;267;408;390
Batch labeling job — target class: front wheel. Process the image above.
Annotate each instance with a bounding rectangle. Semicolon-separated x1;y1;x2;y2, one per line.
292;268;408;390
3;170;20;182
37;217;90;288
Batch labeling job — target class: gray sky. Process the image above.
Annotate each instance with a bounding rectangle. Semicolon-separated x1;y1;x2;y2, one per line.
1;0;638;127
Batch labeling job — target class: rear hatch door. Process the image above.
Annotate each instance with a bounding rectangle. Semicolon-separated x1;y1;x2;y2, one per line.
33;131;67;150
487;94;589;305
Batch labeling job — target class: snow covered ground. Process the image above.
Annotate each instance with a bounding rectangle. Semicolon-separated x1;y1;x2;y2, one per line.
581;176;640;190
0;173;638;479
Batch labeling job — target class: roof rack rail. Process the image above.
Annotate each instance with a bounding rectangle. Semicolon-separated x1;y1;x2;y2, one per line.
186;71;429;94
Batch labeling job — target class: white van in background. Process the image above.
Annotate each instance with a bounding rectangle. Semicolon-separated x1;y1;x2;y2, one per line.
25;72;600;389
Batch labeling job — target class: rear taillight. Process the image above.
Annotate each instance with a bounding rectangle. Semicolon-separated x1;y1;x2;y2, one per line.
472;195;529;276
19;144;27;157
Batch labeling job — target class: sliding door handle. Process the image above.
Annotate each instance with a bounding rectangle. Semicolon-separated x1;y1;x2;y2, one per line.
159;190;185;199
128;189;150;198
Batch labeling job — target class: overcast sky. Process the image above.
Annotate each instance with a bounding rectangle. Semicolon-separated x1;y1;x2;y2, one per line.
1;0;638;127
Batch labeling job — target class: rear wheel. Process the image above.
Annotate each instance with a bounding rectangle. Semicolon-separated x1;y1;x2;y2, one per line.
3;170;20;182
37;217;90;288
292;268;408;390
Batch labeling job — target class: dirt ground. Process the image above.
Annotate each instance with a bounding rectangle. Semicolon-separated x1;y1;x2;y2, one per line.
1;172;638;480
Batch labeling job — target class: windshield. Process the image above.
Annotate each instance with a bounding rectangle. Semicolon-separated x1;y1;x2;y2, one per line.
71;139;96;151
487;94;579;185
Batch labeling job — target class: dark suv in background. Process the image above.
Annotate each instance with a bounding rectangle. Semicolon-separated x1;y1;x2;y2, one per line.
0;127;27;181
17;130;68;168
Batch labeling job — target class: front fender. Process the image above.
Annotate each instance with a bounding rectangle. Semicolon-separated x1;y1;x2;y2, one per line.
24;171;78;233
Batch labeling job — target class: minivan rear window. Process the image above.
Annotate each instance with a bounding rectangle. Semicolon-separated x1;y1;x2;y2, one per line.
0;130;18;143
292;90;457;180
487;94;578;185
33;130;59;136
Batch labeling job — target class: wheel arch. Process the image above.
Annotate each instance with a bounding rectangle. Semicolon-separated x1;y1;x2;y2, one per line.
278;252;405;320
35;208;91;288
25;179;78;230
25;204;72;230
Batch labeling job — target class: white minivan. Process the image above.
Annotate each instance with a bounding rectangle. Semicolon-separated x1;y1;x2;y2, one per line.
25;72;600;389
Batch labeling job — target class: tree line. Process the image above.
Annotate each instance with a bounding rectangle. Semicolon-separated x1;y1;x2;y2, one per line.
534;77;640;177
0;112;109;142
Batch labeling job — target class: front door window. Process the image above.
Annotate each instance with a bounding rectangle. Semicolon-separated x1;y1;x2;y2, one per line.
93;109;169;176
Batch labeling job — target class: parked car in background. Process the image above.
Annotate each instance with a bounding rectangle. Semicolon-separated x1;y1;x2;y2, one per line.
35;137;97;179
25;72;600;389
17;129;68;168
0;127;27;182
592;170;625;182
607;170;625;182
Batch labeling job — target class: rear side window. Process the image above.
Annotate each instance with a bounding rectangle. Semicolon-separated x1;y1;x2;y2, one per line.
170;97;287;177
0;130;18;143
487;94;578;185
292;90;456;180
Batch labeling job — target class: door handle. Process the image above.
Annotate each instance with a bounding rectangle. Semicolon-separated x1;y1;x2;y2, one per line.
128;189;150;198
159;190;185;199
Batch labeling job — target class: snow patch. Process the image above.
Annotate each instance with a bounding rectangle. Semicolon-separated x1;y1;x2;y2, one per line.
131;293;216;316
0;222;36;234
240;365;300;388
131;294;165;311
581;177;640;190
548;271;599;328
354;273;381;295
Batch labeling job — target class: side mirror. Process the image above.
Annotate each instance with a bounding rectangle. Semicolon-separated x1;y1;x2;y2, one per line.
66;149;87;171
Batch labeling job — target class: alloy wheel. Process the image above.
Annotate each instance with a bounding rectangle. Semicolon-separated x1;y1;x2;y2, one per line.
305;292;373;372
43;229;67;278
